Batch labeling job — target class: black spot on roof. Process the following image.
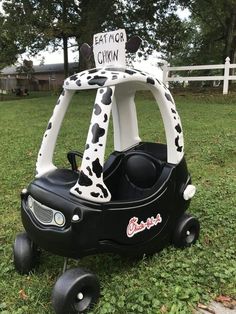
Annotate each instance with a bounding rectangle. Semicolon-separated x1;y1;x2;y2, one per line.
125;69;136;75
88;69;97;74
47;122;52;130
79;171;93;186
86;166;93;176
76;80;81;86
88;75;107;86
91;123;105;143
91;192;100;198
94;103;102;115
175;124;182;133
103;114;108;123
101;87;113;105
75;187;82;194
92;158;103;178
147;77;155;85
70;74;78;81
106;67;123;72
175;136;183;152
171;108;176;114
96;183;108;198
165;92;174;103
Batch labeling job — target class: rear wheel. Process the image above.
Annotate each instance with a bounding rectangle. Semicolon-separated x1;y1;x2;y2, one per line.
52;267;100;314
172;213;200;248
13;232;39;274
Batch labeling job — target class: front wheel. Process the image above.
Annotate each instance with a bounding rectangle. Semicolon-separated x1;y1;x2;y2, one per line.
52;268;100;314
172;213;200;248
13;232;39;274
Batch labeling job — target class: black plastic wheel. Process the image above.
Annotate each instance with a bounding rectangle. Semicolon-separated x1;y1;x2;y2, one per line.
172;213;200;248
52;268;100;314
13;232;39;274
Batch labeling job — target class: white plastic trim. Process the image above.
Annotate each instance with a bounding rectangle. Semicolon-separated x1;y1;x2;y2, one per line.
36;89;75;177
149;85;184;164
70;86;115;203
183;184;196;200
112;84;141;151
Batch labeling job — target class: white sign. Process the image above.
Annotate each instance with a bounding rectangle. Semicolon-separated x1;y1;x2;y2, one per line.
93;29;127;68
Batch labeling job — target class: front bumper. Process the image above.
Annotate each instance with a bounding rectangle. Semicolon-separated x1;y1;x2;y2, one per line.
21;191;101;258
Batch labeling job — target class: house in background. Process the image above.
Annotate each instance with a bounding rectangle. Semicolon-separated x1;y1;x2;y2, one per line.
0;62;79;93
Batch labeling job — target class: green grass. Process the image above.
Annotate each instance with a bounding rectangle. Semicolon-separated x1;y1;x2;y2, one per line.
0;91;235;314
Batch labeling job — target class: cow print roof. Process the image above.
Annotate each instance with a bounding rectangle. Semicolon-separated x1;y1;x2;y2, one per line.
64;67;166;91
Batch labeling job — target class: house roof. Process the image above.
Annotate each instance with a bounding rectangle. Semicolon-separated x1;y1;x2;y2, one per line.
1;62;79;75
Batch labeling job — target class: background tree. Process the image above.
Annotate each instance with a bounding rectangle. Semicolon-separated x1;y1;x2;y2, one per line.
177;0;236;64
2;0;81;77
108;0;193;64
76;0;118;70
1;0;119;74
2;0;235;73
0;13;19;68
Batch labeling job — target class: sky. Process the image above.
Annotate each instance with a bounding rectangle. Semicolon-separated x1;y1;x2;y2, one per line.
21;41;78;65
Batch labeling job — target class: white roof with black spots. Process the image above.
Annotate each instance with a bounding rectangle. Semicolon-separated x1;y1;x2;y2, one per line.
36;66;184;203
64;67;166;91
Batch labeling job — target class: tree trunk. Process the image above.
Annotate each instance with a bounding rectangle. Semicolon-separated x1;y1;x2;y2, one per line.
63;36;69;78
224;4;236;62
62;0;69;78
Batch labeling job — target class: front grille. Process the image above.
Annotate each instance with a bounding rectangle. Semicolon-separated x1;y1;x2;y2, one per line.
33;201;54;223
27;196;65;227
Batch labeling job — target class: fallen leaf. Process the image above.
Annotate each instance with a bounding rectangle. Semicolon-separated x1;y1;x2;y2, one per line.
203;234;212;245
19;289;28;300
215;295;232;303
160;305;168;313
197;303;216;314
215;295;236;309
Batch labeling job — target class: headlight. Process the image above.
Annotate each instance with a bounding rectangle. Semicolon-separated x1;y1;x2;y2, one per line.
54;212;65;226
27;195;34;210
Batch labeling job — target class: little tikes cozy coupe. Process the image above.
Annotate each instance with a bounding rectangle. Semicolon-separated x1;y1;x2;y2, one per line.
13;29;200;313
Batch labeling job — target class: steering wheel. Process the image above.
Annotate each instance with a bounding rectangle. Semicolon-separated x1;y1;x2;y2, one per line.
67;151;83;171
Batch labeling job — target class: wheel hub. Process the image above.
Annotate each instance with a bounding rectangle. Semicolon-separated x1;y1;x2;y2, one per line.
186;228;195;244
77;292;84;301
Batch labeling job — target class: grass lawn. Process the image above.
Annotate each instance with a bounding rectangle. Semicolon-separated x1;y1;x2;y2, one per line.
0;91;235;314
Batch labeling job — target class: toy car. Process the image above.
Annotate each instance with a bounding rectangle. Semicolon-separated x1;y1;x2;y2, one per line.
13;29;200;314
